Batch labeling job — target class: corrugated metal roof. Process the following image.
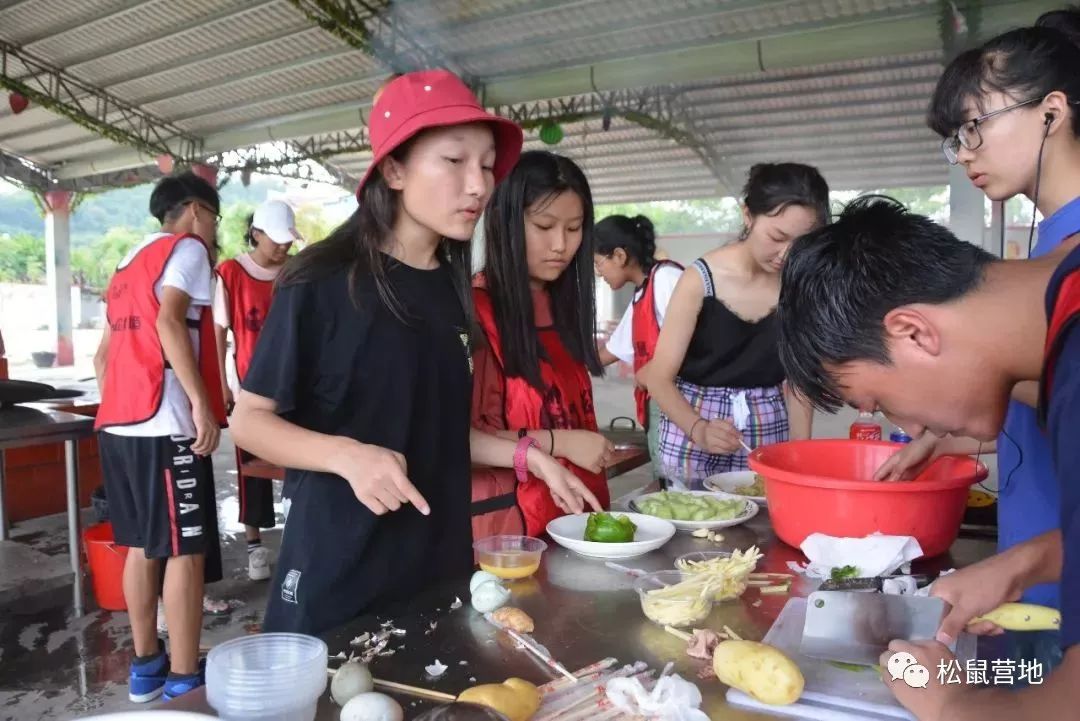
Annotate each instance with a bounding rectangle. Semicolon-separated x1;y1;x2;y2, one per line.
0;0;1042;199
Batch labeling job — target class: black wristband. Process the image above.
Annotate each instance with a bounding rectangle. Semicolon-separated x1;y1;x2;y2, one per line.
517;428;528;439
548;429;555;455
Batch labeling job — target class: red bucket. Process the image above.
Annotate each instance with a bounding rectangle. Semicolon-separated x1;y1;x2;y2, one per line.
83;522;128;611
749;440;988;558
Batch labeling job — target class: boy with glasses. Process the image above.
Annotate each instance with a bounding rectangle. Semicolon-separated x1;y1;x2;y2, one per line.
93;171;228;702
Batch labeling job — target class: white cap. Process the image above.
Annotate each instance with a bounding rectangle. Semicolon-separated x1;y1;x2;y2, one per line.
252;200;302;245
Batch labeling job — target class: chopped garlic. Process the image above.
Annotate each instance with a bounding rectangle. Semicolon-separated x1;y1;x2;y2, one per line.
450;596;463;610
425;660;448;678
691;529;711;538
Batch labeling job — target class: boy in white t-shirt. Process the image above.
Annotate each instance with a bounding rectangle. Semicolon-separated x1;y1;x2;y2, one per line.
93;172;227;703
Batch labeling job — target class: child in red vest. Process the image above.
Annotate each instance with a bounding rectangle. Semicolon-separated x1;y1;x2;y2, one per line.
471;151;613;538
778;196;1080;721
93;172;227;702
213;200;299;582
594;214;684;485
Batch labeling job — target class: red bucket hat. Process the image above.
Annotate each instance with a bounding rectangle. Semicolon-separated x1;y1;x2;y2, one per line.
357;70;524;198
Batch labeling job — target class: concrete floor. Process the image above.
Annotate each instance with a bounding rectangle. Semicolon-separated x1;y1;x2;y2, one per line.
0;369;985;720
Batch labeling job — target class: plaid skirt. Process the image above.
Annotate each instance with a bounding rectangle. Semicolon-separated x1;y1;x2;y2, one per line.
657;380;788;489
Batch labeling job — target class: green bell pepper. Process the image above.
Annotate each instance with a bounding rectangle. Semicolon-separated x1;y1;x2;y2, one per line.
584;512;637;543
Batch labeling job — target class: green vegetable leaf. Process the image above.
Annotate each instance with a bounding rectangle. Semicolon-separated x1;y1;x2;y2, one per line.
830;565;859;581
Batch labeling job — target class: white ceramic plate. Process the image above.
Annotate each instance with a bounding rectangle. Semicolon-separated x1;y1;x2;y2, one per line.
703;471;768;506
630;489;760;532
546;512;675;560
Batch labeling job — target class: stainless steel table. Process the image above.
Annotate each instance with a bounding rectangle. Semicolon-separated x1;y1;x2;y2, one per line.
165;512;997;720
0;404;95;616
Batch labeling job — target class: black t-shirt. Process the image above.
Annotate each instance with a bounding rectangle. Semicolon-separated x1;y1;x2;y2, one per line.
242;259;474;635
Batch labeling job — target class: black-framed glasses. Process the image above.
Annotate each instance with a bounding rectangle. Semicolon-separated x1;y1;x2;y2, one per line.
941;97;1043;164
186;200;222;223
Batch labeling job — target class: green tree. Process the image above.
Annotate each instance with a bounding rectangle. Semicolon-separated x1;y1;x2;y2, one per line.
217;202;256;262
294;204;333;244
0;232;45;282
71;226;142;293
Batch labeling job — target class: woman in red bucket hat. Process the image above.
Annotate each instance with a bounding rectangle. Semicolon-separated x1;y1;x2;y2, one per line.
229;70;600;635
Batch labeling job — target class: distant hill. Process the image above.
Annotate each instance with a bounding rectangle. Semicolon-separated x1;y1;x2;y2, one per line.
0;175;298;245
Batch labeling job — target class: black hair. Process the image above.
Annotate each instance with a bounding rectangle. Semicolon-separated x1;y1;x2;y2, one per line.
481;150;602;390
741;162;831;233
594;214;657;271
277;134;472;323
777;195;995;412
149;171;220;224
927;8;1080;138
245;212;257;248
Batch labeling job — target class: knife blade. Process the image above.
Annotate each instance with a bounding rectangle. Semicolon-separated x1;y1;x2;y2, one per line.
818;574;932;592
799;591;949;667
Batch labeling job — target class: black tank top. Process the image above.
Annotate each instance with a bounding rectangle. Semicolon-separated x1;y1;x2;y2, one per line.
677;258;785;388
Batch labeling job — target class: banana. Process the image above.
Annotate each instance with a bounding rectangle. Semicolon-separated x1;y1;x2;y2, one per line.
970;603;1060;631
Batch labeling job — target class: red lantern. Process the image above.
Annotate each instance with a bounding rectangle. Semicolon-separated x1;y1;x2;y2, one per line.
8;92;28;115
156;154;174;174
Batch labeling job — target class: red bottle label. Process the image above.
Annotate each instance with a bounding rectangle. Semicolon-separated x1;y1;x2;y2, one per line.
850;422;882;440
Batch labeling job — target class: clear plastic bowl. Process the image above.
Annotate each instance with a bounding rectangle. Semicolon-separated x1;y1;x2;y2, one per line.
633;570;713;628
207;633;328;721
674;551;749;601
473;535;547;581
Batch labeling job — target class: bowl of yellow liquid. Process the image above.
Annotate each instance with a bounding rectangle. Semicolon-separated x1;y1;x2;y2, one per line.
473;535;547;580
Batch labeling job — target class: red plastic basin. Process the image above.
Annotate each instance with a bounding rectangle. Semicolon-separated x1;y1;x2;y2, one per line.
748;440;988;558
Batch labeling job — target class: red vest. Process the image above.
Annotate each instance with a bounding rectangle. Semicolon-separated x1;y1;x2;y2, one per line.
630;260;683;424
473;286;611;536
95;233;227;431
216;257;275;382
1038;265;1080;428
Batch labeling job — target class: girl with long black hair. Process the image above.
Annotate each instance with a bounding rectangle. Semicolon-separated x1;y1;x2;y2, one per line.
470;150;613;538
229;72;598;635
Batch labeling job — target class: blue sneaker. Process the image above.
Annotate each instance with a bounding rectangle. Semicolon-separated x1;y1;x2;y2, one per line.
161;659;207;702
129;650;169;703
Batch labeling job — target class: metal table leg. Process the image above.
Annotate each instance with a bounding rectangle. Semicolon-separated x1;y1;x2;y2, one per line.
64;439;83;616
0;449;8;540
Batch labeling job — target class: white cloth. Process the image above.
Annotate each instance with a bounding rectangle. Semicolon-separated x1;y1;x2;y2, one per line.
786;532;924;579
104;233;213;439
212;252;280;328
605;264;682;364
731;391;750;431
606;674;709;721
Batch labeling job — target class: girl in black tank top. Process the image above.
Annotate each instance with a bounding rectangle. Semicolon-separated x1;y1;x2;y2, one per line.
644;164;830;487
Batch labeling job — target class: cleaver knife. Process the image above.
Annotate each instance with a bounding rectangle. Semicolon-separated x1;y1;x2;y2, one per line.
799;591;949;667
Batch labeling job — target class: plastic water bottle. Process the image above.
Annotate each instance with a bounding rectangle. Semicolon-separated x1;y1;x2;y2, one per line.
849;411;882;440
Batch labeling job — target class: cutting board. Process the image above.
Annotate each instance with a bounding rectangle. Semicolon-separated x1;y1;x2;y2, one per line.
726;597;976;721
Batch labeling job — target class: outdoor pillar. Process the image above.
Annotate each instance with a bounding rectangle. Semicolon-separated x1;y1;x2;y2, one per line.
43;190;75;367
949;164;988;251
191;163;218;187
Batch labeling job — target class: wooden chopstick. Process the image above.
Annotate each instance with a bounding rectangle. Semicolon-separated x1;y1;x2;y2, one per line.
373;678;457;702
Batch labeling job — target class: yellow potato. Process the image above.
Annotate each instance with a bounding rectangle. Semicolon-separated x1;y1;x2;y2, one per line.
457;678;540;721
971;603;1060;631
713;640;804;706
